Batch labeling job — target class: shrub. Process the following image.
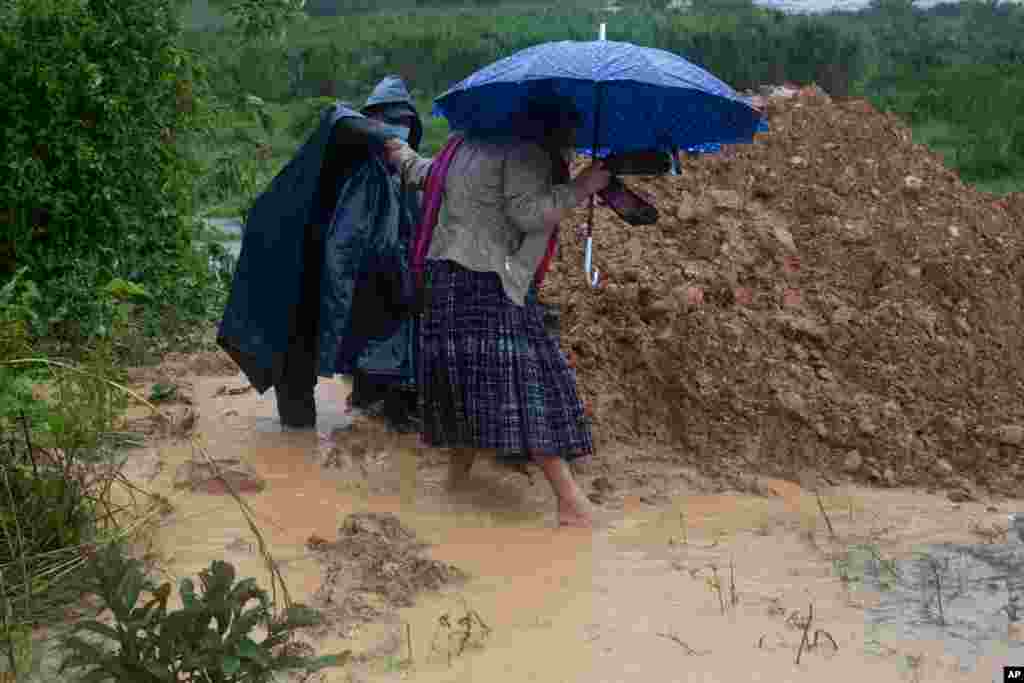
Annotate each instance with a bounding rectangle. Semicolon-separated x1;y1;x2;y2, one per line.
61;546;350;682
0;0;224;348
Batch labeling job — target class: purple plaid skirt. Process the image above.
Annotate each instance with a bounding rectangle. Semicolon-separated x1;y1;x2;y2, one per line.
418;260;592;463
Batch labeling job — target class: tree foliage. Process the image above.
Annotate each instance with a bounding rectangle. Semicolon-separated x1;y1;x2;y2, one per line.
0;0;223;347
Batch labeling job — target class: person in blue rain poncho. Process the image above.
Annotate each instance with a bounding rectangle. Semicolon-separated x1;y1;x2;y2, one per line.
217;76;423;431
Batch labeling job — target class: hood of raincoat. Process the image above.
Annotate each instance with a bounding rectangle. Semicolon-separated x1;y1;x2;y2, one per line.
361;75;423;152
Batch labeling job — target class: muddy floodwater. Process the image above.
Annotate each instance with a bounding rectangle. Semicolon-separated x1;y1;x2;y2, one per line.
105;371;1024;683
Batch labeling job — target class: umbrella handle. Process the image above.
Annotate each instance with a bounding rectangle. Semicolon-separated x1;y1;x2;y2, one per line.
585;197;599;287
583;83;604;287
584;237;599;288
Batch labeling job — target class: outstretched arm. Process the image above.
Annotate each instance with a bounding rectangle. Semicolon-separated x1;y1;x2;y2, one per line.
384;139;433;191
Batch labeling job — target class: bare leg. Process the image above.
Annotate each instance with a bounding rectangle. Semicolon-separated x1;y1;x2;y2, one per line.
446;448;477;491
532;453;593;528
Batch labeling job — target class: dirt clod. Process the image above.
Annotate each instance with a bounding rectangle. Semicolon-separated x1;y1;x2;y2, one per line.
842;450;863;473
996;424;1024;447
173;457;266;495
311;513;466;634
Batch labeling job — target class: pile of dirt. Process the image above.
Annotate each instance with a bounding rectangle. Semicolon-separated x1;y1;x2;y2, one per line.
546;85;1024;497
307;513;466;636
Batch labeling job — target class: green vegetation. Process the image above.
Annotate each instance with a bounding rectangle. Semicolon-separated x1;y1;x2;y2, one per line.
0;0;232;354
62;547;349;682
870;63;1024;190
1;361;128;676
180;0;1024;232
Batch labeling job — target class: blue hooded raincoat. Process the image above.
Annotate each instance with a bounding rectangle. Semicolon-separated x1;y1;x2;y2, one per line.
217;79;423;395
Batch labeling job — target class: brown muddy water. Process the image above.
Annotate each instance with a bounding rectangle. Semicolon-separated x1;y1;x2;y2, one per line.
101;373;1024;682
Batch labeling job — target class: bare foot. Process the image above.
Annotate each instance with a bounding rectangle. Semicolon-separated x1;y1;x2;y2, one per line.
557;492;594;528
532;453;594;528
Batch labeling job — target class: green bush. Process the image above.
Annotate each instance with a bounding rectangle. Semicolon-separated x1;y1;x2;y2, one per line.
872;63;1024;184
0;0;224;349
62;546;350;682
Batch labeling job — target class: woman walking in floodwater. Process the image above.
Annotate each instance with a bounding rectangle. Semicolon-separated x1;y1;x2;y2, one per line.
383;100;609;528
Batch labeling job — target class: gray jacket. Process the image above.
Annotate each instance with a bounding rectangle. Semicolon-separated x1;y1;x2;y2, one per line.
393;140;578;306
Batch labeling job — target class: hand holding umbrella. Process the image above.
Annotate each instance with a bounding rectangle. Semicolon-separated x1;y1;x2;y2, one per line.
570;161;612;205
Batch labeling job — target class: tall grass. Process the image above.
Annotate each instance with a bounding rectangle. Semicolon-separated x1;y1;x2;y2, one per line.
0;362;147;676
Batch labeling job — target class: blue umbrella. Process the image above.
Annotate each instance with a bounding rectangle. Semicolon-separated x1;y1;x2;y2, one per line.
674;118;768;168
433;39;764;157
433;39;765;287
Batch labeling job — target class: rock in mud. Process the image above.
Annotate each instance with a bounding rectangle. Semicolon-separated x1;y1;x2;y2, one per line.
589;476;616;504
214;383;253;397
995;424;1024;446
902;175;924;194
775;313;829;344
173;458;266;495
710;188;742;211
175;407;198;437
842;450;863;473
882;467;899;487
948;489;974;503
123;448;165;482
642;298;676;322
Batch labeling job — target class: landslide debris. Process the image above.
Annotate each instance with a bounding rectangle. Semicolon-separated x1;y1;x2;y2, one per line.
547;85;1024;497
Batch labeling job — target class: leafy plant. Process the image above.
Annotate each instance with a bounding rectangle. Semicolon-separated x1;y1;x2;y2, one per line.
62;545;350;682
149;383;179;403
1;0;227;351
211;0;308;45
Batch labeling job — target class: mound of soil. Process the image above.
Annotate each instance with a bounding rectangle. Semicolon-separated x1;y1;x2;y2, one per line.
308;513;466;635
546;86;1024;497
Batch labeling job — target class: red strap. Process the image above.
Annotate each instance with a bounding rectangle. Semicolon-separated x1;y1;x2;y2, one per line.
411;136;465;286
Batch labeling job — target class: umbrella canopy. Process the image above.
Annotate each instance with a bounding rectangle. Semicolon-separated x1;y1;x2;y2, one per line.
433;39;764;156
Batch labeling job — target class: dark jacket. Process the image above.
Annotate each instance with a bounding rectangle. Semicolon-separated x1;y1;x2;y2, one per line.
217;101;420;393
355;76;425;394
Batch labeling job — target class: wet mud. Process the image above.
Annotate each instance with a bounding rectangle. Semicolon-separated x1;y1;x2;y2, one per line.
107;368;1024;683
